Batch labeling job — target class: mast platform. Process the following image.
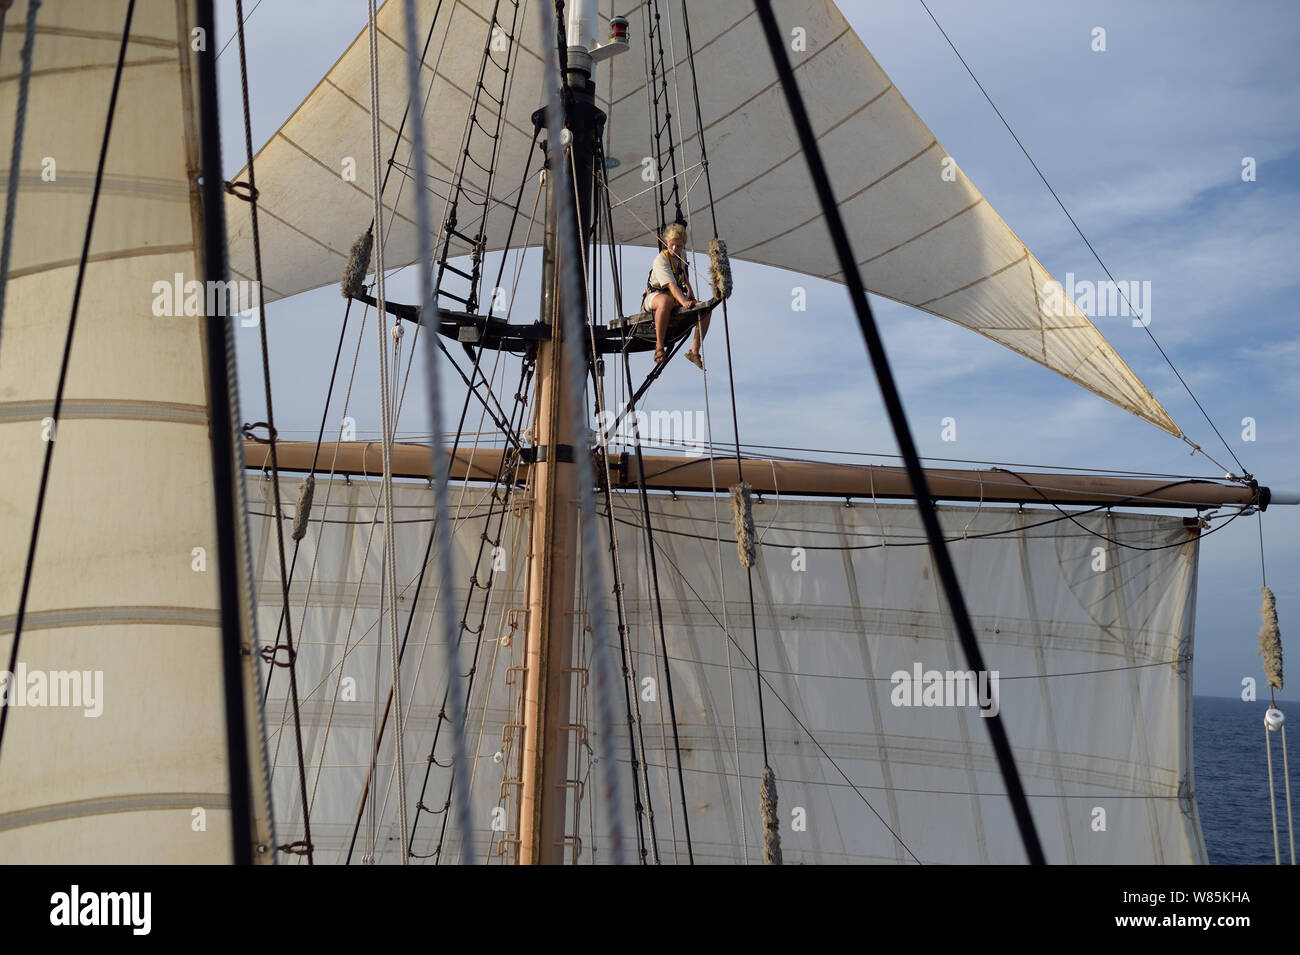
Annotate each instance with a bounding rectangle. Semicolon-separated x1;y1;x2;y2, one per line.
354;290;719;355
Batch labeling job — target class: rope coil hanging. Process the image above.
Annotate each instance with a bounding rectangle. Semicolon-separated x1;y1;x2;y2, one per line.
760;765;783;865
708;237;732;300
342;229;373;299
290;474;315;542
730;482;756;569
1258;584;1293;864
1260;586;1283;692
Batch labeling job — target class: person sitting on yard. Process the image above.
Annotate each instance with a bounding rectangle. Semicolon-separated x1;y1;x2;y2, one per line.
643;223;705;368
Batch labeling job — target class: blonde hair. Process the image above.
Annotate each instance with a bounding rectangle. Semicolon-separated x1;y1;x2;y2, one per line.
662;223;687;246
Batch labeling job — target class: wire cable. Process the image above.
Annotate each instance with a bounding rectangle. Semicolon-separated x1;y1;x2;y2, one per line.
755;0;1045;864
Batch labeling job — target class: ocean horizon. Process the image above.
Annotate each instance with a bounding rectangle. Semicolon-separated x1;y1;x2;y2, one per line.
1194;695;1296;865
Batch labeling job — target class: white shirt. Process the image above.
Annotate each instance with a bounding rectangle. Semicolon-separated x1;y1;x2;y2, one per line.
642;251;690;312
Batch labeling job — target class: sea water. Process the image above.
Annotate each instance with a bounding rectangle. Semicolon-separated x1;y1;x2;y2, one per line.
1193;695;1299;864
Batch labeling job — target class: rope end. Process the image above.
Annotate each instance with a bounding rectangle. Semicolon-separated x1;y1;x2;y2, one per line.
1260;585;1283;691
342;230;374;299
730;482;756;568
760;764;783;865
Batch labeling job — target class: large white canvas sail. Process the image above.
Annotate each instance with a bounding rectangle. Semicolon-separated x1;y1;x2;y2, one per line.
247;475;529;862
0;0;273;862
224;0;1177;435
248;474;1205;864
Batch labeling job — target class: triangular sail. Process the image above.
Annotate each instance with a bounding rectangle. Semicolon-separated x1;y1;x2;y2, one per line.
224;0;1177;434
0;0;273;862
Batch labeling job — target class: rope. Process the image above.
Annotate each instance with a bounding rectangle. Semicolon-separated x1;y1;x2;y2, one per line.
674;0;775;811
577;146;654;863
537;0;626;862
367;0;409;864
648;536;921;863
594;141;662;864
760;765;783;865
1260;586;1283;694
232;0;314;863
215;0;261;60
405;167;544;865
605;489;1249;552
0;0;135;766
755;0;1045;864
1283;723;1296;866
700;360;747;862
1266;717;1281;865
398;0;536;866
916;0;1249;480
0;0;39;358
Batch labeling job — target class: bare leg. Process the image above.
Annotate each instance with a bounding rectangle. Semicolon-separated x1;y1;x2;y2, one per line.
653;294;673;361
691;313;711;354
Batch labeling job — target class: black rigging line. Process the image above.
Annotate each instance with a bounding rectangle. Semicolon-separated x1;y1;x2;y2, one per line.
215;0;262;61
915;0;1248;480
197;0;259;866
232;0;314;864
342;352;533;863
993;469;1252;551
595;138;660;863
433;0;520;313
410;360;535;863
588;164;653;863
646;530;922;864
489;126;542;305
642;0;683;230
677;0;773;779
261;0;449;699
604;479;1232;551
0;0;39;358
337;1;531;864
0;0;136;767
753;0;1046;864
620;344;695;864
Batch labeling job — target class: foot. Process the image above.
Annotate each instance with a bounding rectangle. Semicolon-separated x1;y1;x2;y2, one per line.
654;347;665;363
685;350;705;371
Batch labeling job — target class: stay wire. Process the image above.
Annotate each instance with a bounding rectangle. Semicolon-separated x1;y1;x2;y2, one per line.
232;0;314;863
596;139;662;864
619;344;695;863
675;0;771;769
260;0;446;695
916;0;1248;480
538;0;626;862
0;0;39;360
649;537;922;864
585;147;652;863
0;0;136;767
754;0;1045;864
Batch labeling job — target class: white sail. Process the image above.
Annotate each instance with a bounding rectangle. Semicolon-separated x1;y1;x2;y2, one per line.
247;475;528;862
248;474;1204;864
0;0;273;862
224;0;1177;435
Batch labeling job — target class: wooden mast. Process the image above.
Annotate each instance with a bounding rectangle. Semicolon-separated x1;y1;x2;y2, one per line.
515;0;606;865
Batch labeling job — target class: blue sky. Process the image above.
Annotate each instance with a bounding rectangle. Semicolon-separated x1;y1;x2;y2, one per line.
215;0;1300;702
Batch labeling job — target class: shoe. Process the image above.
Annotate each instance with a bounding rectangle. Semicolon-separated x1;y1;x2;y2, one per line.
654;347;666;363
685;350;705;371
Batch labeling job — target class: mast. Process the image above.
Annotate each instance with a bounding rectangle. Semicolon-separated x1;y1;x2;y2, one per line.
517;0;606;865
